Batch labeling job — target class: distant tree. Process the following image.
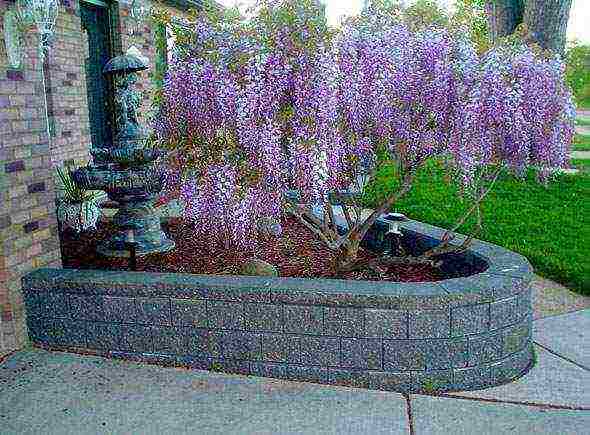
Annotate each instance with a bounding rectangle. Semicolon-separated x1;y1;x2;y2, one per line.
485;0;573;54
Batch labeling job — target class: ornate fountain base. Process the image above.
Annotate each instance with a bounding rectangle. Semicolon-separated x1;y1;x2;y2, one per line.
98;200;175;258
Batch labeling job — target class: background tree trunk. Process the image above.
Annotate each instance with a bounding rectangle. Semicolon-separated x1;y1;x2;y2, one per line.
485;0;524;42
522;0;573;54
485;0;572;55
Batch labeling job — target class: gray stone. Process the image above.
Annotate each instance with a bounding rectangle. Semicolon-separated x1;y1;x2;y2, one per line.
86;322;122;351
103;296;138;323
340;338;382;370
119;324;153;353
383;340;426;371
323;307;365;337
260;334;290;362
501;320;532;355
243;303;283;332
180;328;222;358
151;326;183;355
490;296;520;330
300;336;340;366
365;309;407;339
208;300;244;330
423;338;469;370
468;331;505;366
135;297;171;326
222;331;262;361
451;303;490;336
283;305;323;335
409;309;450;339
68;295;105;321
170;298;207;327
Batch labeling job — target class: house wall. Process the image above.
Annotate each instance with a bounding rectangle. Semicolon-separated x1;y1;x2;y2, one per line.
0;0;193;358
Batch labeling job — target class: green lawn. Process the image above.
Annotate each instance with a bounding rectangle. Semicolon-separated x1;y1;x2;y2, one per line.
576;117;590;127
577;97;590;110
363;159;590;296
573;134;590;151
572;159;590;174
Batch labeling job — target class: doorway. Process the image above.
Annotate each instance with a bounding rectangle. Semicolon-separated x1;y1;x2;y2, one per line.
80;0;114;148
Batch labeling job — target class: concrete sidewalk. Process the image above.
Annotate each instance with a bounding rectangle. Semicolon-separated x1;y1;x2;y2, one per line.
1;308;589;435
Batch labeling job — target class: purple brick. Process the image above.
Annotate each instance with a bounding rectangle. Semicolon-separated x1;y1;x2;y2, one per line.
66;72;78;80
5;160;25;173
62;131;72;138
27;182;46;194
7;70;24;81
0;96;9;108
65;109;75;116
23;221;39;233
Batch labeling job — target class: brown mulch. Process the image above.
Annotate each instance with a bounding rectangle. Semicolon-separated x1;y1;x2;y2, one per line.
60;215;444;282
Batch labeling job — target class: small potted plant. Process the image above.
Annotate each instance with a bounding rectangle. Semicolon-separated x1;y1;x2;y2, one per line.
55;163;102;233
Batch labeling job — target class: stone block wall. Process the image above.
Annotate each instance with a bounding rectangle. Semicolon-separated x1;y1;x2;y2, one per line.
21;261;535;394
0;0;193;358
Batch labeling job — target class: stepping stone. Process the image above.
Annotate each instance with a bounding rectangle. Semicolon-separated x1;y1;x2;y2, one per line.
412;393;590;435
532;309;590;370
444;344;590;409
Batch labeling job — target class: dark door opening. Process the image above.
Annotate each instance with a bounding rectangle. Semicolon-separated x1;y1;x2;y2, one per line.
81;1;114;148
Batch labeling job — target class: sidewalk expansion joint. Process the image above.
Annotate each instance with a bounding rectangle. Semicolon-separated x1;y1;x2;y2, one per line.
412;392;590;411
533;341;590;372
403;393;415;435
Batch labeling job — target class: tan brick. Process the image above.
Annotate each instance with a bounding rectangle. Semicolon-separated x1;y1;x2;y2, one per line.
31;206;48;220
32;228;51;243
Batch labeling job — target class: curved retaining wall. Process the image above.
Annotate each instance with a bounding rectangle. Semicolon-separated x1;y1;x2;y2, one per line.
21;218;535;394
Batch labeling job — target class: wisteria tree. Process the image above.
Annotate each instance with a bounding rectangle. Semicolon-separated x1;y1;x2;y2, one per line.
154;0;574;277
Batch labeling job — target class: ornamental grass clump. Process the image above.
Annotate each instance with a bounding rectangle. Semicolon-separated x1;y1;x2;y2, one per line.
154;0;573;277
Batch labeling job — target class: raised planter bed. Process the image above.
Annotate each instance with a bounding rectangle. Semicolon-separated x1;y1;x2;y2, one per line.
21;216;535;394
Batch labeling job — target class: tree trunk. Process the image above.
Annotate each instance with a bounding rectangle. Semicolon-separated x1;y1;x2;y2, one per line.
485;0;524;42
485;0;573;55
522;0;572;55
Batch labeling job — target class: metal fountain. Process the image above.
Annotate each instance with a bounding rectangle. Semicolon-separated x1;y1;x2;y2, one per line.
72;50;175;257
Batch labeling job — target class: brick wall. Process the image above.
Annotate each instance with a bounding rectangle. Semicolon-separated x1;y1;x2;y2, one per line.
0;0;192;358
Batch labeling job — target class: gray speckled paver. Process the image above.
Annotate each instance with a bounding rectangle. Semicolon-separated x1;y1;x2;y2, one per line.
444;344;590;408
532;310;590;369
0;349;409;435
411;394;590;435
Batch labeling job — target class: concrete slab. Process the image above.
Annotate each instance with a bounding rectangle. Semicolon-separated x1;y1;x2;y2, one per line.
533;309;590;370
1;349;409;435
443;345;590;408
411;394;590;435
